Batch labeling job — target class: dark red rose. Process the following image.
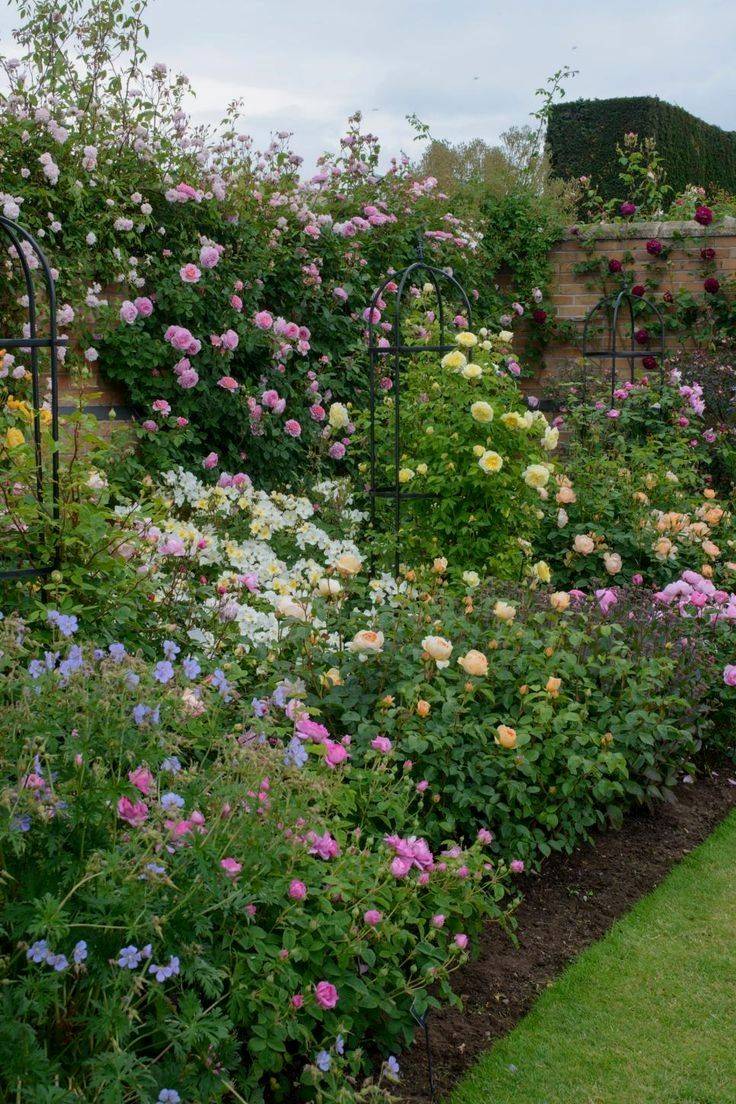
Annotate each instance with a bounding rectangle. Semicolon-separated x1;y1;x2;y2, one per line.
532;309;547;324
608;258;623;273
694;204;713;226
634;328;650;345
631;284;646;298
662;290;674;303
701;247;716;261
704;276;720;294
620;201;637;217
642;355;657;371
646;239;663;256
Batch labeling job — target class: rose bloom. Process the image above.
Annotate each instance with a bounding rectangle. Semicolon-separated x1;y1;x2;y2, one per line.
421;635;453;668
724;665;736;687
217;375;238;392
317;577;342;597
458;649;488;677
314;981;339;1009
493;600;516;622
532;560;551;583
603;552;622;575
364;909;382;926
289;879;307;900
546;676;562;697
573;534;595;555
433;556;448;574
180;263;201;283
550;591;571;612
495;724;518;749
523;463;550;489
470;401;494;423
556;484;576;505
334;552;362;576
348;629;385;655
461;363;483;380
441;349;467;371
328;402;350;429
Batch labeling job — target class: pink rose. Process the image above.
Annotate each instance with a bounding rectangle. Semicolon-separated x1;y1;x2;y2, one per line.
291;993;304;1009
134;296;154;317
119;300;138;324
371;736;392;754
199;244;220;268
203;451;219;470
178;368;199;388
254;310;273;330
230;294;243;311
180;263;201;283
431;914;445;928
217;375;239;392
510;859;525;874
454;933;469;950
724;665;736;687
221;329;239;350
284;419;302;438
128;766;154;795
324;741;349;768
289;879;307;900
117;795;148;827
364;909;382;926
314;981;339;1009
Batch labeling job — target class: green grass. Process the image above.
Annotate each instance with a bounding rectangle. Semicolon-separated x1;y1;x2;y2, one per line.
450;811;736;1104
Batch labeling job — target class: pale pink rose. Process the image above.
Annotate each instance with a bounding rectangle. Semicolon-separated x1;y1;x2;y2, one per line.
180;263;201;283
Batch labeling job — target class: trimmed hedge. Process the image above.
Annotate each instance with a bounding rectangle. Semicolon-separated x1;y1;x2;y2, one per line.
547;96;736;199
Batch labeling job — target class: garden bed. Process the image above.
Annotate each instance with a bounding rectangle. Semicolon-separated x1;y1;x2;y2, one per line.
397;767;736;1102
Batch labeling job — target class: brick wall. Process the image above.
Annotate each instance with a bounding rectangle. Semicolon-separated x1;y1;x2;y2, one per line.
531;215;736;390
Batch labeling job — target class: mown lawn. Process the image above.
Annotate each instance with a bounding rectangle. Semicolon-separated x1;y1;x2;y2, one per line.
451;810;736;1104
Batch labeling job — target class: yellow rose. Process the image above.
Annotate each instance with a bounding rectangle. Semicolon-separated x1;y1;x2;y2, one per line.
275;596;311;621
416;462;428;476
348;629;385;655
441;350;467;371
550;591;571;612
523;464;550;489
470;401;494;423
542;426;559;451
456;331;478;348
460;363;483;380
328;402;350;429
5;427;24;449
458;649;488;677
495;724;517;749
532;560;551;583
546;675;562;697
500;411;525;430
462;570;480;588
334;552;362;576
323;667;343;686
493;600;516;622
421;634;453;668
478;450;503;474
472;444;485;457
398;468;414;483
497;330;514;344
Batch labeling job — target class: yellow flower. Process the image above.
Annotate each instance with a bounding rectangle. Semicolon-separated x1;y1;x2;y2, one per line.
416;462;428;476
497;329;514;344
472;444;485;457
532;560;551;583
523;464;550;489
334;552;362;576
317;577;342;597
432;557;448;574
542;426;559;451
546;675;562;697
328;402;350;429
500;411;525;430
323;667;343;686
495;724;517;749
441;350;467;371
493;600;516;622
5;427;24;449
550;591;571;612
478;450;503;474
470;401;494;423
456;332;478;349
460;363;483;380
458;649;488;677
398;468;414;483
348;629;385;655
462;570;480;588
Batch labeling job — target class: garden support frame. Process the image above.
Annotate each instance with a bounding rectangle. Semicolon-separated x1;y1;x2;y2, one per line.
581;287;666;405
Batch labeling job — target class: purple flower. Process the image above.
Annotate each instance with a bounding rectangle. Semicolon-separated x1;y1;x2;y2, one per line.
117;945;143;969
153;660;175;684
27;940;49;963
182;656;200;680
161;792;185;811
315;1051;332;1072
162;640;180;661
161;756;182;774
47;953;69;972
47;609;78;637
108;643;126;662
149;955;180;982
211;668;232;701
72;940;88;964
133;704;150;726
158;1093;181;1104
284;736;308;768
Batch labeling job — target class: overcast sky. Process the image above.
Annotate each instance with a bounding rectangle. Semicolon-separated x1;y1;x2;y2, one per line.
2;0;735;169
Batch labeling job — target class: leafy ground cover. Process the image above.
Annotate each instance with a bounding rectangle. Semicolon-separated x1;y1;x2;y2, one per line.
450;808;736;1104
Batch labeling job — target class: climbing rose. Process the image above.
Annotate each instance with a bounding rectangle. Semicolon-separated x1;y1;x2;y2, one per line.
694;204;713;226
704;277;720;294
724;665;736;687
314;981;339;1009
646;239;662;255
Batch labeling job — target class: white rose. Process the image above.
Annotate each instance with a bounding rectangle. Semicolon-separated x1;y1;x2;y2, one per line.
421;635;453;668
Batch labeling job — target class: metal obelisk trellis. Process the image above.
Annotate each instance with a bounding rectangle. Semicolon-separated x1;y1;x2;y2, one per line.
366;241;472;575
0;216;64;580
581;287;665;405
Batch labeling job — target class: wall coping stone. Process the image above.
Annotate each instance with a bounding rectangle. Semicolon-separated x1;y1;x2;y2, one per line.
561;216;736;243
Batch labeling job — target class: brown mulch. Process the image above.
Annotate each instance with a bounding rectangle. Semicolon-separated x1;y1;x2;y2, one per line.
397;769;736;1102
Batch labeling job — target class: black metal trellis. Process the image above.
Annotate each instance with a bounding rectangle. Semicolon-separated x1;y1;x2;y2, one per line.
581;287;665;406
0;216;64;581
367;241;472;575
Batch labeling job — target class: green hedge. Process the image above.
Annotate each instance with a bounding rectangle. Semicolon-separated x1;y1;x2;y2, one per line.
547;96;736;199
